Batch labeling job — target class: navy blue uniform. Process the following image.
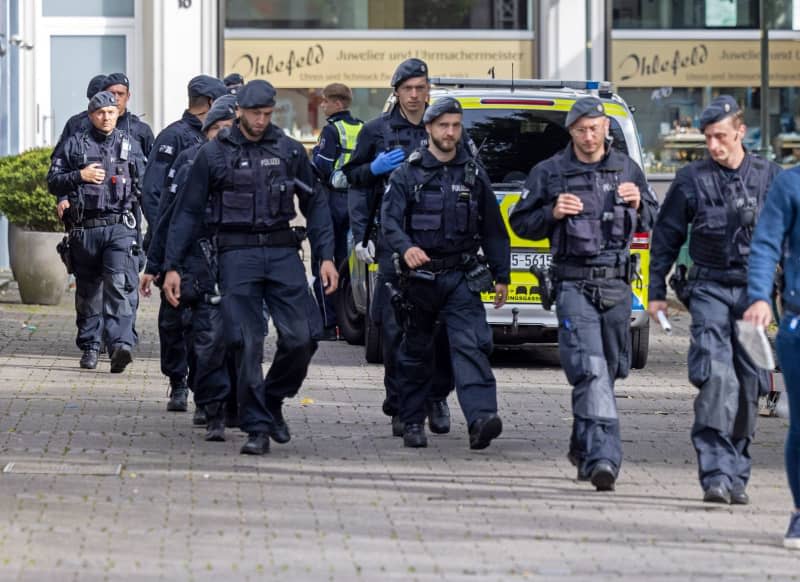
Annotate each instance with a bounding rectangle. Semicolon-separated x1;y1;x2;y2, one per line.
382;146;510;430
510;143;658;480
165;122;334;436
649;153;780;495
343;105;453;416
48;127;145;354
143;111;205;389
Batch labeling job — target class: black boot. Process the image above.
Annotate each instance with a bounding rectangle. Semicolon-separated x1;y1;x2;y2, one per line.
266;397;290;444
590;460;617;492
425;399;451;434
403;423;428;448
193;404;207;426
204;403;225;442
391;415;405;437
166;377;189;412
80;349;99;370
109;345;133;374
469;414;503;450
703;484;731;504
240;432;270;455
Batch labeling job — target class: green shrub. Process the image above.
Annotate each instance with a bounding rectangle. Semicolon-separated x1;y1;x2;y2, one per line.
0;147;61;232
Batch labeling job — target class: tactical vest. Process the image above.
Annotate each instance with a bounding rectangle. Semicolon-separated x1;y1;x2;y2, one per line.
404;158;480;252
688;155;772;269
332;118;364;171
550;163;636;259
380;112;428;156
206;134;297;231
71;131;135;214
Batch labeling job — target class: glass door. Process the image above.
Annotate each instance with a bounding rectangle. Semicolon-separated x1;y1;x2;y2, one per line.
35;0;135;146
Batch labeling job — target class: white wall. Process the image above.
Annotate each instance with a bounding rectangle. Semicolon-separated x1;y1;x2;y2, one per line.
537;0;608;81
142;0;218;135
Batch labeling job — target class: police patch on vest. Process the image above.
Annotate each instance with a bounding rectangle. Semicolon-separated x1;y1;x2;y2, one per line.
158;144;175;156
451;184;469;192
260;158;281;167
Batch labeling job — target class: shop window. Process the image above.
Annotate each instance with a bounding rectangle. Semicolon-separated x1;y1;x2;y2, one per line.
226;0;529;30
43;0;134;18
618;86;800;173
613;0;795;30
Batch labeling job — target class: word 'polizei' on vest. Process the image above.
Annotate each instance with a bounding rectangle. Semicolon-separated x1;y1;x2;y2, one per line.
405;152;481;249
206;134;300;229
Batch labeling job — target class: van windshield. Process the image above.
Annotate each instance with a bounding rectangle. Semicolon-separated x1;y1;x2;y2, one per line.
461;109;630;186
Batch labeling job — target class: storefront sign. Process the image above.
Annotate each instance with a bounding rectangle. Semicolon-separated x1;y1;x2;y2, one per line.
613;39;800;87
224;39;534;88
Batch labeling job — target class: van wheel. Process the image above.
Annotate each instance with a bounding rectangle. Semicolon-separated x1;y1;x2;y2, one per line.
630;320;650;370
335;262;365;345
364;313;383;364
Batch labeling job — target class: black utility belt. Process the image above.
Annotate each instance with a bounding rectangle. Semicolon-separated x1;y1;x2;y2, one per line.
216;227;306;251
553;264;628;281
73;212;135;230
425;253;473;273
688;265;747;286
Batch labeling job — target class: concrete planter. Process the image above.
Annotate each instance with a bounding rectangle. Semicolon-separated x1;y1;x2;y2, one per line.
8;223;68;305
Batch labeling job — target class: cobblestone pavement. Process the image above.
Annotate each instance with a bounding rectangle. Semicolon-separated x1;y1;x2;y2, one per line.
0;283;797;582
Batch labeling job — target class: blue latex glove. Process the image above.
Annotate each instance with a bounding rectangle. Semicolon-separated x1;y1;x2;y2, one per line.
369;148;406;176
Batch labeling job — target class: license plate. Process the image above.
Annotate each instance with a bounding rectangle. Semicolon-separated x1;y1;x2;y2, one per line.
509;252;552;271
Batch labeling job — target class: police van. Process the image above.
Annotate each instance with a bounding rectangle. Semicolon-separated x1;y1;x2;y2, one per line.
336;77;652;368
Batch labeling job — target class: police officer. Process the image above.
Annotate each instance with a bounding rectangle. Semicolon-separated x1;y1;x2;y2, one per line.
381;97;510;449
223;73;244;95
142;74;226;413
52;74;109;160
344;58;453;437
48;91;145;372
311;83;363;339
161;80;337;455
510;97;658;491
648;95;781;504
101;72;155;157
141;95;239;441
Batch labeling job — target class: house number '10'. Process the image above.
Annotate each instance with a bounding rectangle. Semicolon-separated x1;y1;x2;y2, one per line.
179;0;192;8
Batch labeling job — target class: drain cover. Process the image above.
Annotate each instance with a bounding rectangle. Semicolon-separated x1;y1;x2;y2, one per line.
2;462;122;476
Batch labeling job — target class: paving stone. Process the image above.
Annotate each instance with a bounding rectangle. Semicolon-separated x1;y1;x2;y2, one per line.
1;288;798;580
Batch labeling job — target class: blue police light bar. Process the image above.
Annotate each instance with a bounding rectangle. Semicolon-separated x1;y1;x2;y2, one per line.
430;77;614;94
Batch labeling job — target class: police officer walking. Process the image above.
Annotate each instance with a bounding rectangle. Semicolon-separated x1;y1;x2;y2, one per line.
142;74;226;414
648;96;781;504
311;82;363;339
161;80;337;455
141;94;239;441
381;97;510;449
510;97;657;491
344;58;453;437
48;91;146;372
